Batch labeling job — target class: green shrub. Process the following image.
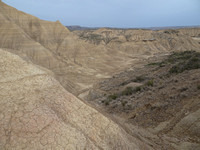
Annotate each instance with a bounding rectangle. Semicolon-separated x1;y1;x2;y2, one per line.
108;94;117;100
164;31;170;34
164;30;179;34
197;85;200;90
133;76;146;82
121;101;128;107
145;80;154;87
135;86;142;92
147;62;165;67
105;101;110;106
121;87;133;96
169;54;200;74
121;86;142;96
167;51;199;64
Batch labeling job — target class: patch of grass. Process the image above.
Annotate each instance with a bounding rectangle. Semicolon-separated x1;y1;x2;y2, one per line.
135;86;142;92
169;52;200;74
147;62;165;67
108;94;117;100
164;30;179;34
145;80;154;87
147;51;200;74
121;86;142;96
121;101;128;107
164;31;170;34
81;34;103;44
133;76;146;82
121;87;133;96
167;51;197;63
105;101;110;106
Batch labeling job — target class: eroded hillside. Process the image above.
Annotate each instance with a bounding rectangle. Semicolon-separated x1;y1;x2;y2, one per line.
0;1;200;97
0;1;200;149
0;49;153;150
88;51;200;150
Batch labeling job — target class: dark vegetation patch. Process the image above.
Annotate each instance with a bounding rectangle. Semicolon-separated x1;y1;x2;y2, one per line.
121;86;143;96
103;51;200;107
147;51;200;74
164;30;179;34
147;62;165;67
121;101;128;107
132;76;146;82
80;34;103;44
145;80;154;87
108;94;117;100
93;50;200;127
79;32;118;44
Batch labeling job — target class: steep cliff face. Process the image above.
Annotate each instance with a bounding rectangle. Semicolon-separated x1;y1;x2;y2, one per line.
0;49;152;150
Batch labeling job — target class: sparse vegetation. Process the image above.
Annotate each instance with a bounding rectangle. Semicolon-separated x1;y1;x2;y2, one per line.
105;101;110;106
145;80;154;87
133;76;146;82
121;101;128;107
167;51;199;63
164;31;170;34
197;85;200;90
148;51;200;74
104;100;110;106
108;94;117;100
169;51;200;74
80;32;117;44
121;86;142;96
164;30;179;34
125;34;131;41
135;86;142;92
122;87;133;96
147;62;165;67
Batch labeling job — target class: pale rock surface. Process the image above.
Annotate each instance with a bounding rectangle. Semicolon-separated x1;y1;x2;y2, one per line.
0;49;152;150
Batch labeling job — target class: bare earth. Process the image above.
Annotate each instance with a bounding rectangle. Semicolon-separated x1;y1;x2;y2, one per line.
0;1;200;149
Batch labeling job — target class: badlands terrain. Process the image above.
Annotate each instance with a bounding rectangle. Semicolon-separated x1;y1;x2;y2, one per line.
0;1;200;149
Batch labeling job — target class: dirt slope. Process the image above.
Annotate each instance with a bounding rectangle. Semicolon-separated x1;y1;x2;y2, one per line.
0;1;200;149
1;1;200;96
0;49;154;150
88;51;200;150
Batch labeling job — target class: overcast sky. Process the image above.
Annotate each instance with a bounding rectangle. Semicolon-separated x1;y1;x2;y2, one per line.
3;0;200;28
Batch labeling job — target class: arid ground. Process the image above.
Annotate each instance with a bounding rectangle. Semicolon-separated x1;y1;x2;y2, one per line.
0;1;200;149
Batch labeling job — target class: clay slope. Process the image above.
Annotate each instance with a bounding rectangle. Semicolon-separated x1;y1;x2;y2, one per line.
74;28;200;54
88;51;200;150
0;1;134;96
1;1;200;97
0;49;153;150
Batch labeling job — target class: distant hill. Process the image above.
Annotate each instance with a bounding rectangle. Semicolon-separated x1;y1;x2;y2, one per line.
66;25;99;31
66;25;200;31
